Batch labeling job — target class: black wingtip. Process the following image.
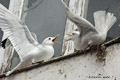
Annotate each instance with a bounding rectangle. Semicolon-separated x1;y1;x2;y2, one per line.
1;38;8;49
105;7;110;14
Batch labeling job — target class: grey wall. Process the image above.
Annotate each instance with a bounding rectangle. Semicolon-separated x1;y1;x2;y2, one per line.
1;43;120;80
0;0;10;42
86;0;120;41
23;0;69;57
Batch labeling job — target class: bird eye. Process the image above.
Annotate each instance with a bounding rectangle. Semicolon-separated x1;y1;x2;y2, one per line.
48;38;51;40
72;33;75;35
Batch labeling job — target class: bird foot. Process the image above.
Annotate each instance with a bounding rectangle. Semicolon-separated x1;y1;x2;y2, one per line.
32;60;44;65
96;44;107;65
6;71;11;76
36;60;44;64
90;45;97;55
74;49;81;53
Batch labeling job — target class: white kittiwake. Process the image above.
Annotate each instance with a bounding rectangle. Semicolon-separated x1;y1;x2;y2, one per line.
0;3;60;76
61;0;117;51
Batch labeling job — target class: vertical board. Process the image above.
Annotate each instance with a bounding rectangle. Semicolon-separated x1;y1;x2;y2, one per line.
62;0;86;55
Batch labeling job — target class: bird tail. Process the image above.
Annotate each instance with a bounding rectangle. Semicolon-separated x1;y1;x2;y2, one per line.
94;10;117;34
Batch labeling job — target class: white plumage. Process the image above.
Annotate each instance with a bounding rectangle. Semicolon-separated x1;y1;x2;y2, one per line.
0;3;59;76
61;0;117;50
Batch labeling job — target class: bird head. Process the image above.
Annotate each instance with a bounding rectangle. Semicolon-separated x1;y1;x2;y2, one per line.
66;31;80;41
42;34;60;46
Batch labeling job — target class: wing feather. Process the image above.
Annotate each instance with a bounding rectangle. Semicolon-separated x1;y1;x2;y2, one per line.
0;4;39;59
61;0;98;36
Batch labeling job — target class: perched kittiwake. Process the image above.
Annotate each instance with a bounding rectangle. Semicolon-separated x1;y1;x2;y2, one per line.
0;3;60;76
61;0;117;51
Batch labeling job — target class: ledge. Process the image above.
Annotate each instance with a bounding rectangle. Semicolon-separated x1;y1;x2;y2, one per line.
0;36;120;78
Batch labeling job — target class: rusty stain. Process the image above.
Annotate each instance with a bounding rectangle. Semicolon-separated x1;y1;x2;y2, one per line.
98;73;102;75
58;69;64;74
64;74;67;78
29;77;31;79
39;70;41;73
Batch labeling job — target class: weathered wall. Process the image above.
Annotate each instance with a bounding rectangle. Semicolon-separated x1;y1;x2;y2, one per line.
0;43;120;80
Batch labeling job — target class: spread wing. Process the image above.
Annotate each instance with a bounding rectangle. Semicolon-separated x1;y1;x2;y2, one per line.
61;0;98;37
0;4;39;60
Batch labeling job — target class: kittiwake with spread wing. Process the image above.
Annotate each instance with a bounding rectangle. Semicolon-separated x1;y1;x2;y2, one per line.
0;3;60;76
61;0;117;51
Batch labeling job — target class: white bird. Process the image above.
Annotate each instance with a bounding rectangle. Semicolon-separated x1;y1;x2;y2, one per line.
61;0;117;51
0;3;60;76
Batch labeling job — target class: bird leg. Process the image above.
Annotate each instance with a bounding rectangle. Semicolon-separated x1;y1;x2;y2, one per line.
96;44;107;65
32;60;44;64
32;59;35;64
6;61;23;76
74;49;81;53
89;45;97;55
36;60;44;64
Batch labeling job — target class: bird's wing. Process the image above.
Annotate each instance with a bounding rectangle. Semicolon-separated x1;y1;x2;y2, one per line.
94;10;117;34
31;32;38;41
61;0;98;36
0;4;39;60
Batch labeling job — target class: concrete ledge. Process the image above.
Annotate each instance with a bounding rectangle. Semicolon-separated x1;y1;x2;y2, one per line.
0;37;120;80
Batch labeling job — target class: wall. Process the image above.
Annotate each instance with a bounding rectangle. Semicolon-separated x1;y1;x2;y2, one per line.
0;41;120;80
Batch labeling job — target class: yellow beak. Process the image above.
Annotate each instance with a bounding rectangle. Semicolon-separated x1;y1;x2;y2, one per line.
66;33;72;36
65;33;72;42
52;34;60;44
66;38;72;41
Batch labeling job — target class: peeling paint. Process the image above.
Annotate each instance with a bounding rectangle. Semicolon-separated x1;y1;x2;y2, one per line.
58;69;64;74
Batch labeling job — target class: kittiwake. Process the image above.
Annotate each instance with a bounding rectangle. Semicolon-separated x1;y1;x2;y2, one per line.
0;3;60;76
